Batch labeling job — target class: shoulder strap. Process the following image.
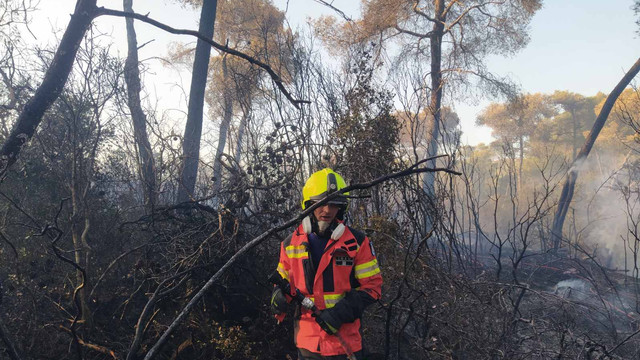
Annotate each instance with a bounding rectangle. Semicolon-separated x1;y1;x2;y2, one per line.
347;226;366;246
283;233;293;247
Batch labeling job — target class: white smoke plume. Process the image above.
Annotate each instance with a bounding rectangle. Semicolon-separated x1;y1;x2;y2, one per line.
569;149;635;269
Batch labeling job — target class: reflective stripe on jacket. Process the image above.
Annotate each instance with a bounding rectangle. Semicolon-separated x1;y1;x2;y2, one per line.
276;223;383;356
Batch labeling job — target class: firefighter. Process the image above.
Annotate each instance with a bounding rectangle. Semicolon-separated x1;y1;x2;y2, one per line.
272;168;383;359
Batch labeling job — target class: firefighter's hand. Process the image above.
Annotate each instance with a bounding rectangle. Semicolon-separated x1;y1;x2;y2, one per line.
271;287;289;314
314;309;341;335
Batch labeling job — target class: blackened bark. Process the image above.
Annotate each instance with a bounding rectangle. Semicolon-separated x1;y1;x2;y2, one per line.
427;0;444;182
551;56;640;250
212;54;233;198
234;101;251;165
0;0;98;178
422;0;445;233
124;0;156;211
177;0;218;202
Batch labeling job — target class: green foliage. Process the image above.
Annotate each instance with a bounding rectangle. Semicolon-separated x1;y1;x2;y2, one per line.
477;93;556;148
595;88;639;146
333;46;400;184
535;91;601;158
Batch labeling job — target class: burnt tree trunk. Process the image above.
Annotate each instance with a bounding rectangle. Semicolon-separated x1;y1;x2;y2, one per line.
422;0;445;233
0;0;98;178
177;0;218;202
124;0;156;211
212;53;233;199
551;56;640;250
234;99;251;165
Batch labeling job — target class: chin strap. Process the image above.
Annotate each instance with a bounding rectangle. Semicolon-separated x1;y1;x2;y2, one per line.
302;216;346;240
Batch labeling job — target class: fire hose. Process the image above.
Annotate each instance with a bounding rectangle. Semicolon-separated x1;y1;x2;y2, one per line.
269;272;357;360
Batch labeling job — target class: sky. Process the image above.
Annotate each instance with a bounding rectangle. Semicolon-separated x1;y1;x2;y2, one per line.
460;0;640;145
20;0;640;146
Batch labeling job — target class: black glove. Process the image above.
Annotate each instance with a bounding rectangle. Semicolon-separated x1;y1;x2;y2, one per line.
314;309;342;335
327;290;376;324
271;287;289;314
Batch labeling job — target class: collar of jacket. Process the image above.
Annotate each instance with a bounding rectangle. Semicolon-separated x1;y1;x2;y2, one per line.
293;224;358;294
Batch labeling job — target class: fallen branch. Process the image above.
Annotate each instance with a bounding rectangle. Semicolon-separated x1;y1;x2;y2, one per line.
127;269;193;360
60;326;119;360
142;156;460;359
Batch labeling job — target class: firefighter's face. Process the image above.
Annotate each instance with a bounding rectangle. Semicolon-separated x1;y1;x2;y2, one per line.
313;203;340;223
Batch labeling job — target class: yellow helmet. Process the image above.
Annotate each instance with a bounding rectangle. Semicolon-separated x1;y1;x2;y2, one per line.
301;168;349;210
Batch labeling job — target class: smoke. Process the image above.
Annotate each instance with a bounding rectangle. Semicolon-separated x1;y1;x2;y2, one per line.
554;279;589;300
570;149;634;269
551;278;637;323
567;156;588;176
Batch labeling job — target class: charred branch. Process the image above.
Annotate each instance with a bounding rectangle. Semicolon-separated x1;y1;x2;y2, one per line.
312;0;353;22
95;7;310;109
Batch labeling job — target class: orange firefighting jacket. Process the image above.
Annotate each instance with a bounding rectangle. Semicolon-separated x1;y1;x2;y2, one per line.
276;223;383;356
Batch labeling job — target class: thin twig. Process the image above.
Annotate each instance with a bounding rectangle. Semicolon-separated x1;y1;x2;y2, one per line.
88;243;149;300
95;7;310;109
599;327;640;359
312;0;353;22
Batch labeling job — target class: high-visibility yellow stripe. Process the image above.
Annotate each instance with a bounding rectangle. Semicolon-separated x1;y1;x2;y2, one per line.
354;259;381;279
277;263;289;281
355;259;377;271
355;267;381;279
285;245;308;259
324;293;345;308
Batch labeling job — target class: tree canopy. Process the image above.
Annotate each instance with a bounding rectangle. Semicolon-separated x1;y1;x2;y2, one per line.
1;1;640;359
